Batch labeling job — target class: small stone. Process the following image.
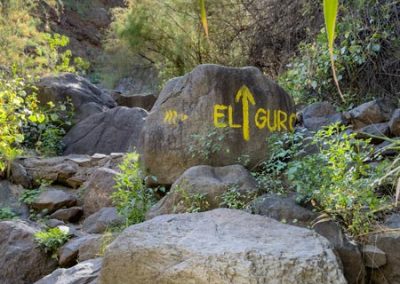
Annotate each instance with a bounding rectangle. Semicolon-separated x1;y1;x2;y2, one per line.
50;207;83;223
362;245;386;268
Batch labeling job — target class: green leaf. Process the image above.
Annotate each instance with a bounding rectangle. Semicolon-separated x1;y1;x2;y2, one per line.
199;0;208;38
323;0;339;51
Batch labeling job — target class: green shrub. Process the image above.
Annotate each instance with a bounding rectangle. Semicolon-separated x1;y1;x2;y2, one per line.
173;185;210;213
0;207;17;220
220;185;250;210
252;131;305;195
278;0;399;106
34;227;71;257
19;189;41;205
112;152;154;227
287;124;389;237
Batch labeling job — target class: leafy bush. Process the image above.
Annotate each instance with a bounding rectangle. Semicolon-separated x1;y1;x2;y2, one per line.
0;207;17;220
253;131;305;194
220;185;252;210
112;152;154;227
19;189;41;205
279;0;399;105
173;185;210;213
287;124;389;237
34;227;71;257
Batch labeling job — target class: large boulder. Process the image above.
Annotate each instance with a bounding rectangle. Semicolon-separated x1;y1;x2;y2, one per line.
346;98;397;129
0;221;57;284
0;180;29;218
82;207;124;234
139;64;295;184
35;73;116;122
146;165;258;219
31;188;77;214
368;231;400;283
82;167;118;216
34;258;103;284
301;102;344;131
63;107;147;155
100;209;345;284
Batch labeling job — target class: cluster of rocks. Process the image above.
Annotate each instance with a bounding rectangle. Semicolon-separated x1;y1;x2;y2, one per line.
1;64;400;283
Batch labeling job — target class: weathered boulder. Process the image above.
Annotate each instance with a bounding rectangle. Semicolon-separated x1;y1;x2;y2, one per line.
356;122;390;143
389;108;400;136
301;102;343;131
113;92;157;111
139;64;295;184
346;98;397;129
362;245;386;269
83;167;118;216
0;180;29;218
146;165;258;219
314;221;365;284
247;193;317;227
31;188;77;214
368;231;400;283
63;106;147;155
100;209;345;284
34;258;103;284
82;207;124;234
0;221;57;284
35;73;116;122
50;206;83;223
10;154;123;189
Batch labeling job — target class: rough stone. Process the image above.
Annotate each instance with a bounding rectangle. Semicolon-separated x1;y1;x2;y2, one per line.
369;231;400;283
247;193;317;227
82;207;124;234
389;108;400;136
356;122;390;143
63;106;147;155
314;221;365;284
347;98;397;129
31;188;77;214
35;73;116;123
147;165;258;219
362;245;386;268
0;221;57;283
302;102;343;131
113;92;157;111
50;206;83;223
100;209;345;284
34;258;103;284
139;64;295;184
83;167;118;216
0;180;29;218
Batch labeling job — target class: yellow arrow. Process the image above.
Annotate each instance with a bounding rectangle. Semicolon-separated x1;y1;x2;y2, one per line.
235;85;255;141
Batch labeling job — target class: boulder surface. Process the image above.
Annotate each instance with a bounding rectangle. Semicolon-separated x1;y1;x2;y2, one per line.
100;209;345;284
139;64;295;184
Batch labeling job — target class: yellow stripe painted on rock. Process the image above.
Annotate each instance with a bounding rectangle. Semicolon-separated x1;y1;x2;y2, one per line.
235;85;255;141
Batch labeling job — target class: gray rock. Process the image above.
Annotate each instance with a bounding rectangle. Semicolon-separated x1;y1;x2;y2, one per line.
347;98;397;129
31;188;77;214
63;106;147;155
100;209;345;284
302;102;343;131
362;245;386;268
384;213;400;228
247;193;317;227
0;221;57;283
9;161;32;188
0;180;29;218
139;64;296;184
356;122;390;143
82;207;124;234
314;221;365;284
34;258;103;284
147;165;258;219
36;73;116;123
50;206;83;223
389;108;400;136
369;231;400;283
113;92;157;111
83;168;118;216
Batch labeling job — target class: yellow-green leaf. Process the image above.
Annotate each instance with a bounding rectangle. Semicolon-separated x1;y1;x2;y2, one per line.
323;0;339;51
199;0;208;38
